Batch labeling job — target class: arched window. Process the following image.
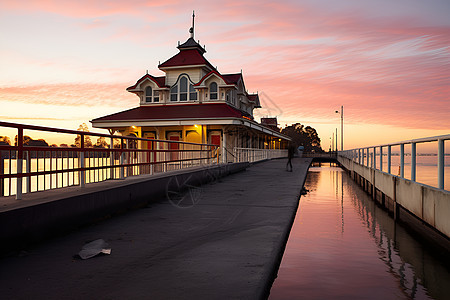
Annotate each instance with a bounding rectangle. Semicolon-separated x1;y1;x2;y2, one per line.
145;86;152;102
170;75;197;102
180;76;188;101
209;82;218;100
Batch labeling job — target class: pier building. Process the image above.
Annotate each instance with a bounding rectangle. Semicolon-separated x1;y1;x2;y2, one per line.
91;16;289;162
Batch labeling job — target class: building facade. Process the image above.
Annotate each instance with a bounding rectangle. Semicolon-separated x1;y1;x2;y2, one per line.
91;18;289;163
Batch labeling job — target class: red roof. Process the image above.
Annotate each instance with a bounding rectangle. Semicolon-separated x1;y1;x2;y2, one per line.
221;73;242;85
247;94;258;103
158;49;215;70
195;71;242;86
91;103;253;123
127;74;167;90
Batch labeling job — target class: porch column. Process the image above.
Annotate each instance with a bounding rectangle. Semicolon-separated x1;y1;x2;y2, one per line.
222;132;227;163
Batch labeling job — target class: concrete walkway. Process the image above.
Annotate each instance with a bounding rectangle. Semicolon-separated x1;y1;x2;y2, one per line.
0;158;311;300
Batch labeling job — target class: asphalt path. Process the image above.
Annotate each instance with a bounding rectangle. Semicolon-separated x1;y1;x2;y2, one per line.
0;158;311;300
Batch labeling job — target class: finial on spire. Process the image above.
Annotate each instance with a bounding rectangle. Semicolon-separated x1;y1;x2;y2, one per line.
189;10;195;38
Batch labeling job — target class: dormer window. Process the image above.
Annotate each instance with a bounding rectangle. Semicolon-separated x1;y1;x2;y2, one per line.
209;82;218;100
145;86;152;102
170;85;178;101
144;86;160;103
170;75;197;102
189;84;197;100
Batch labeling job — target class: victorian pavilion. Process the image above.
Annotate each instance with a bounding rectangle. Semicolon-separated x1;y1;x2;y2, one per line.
91;17;289;163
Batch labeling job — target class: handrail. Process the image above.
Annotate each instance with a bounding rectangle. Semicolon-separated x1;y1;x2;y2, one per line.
0;121;219;199
340;134;449;190
233;147;287;163
344;134;450;150
0;121;217;147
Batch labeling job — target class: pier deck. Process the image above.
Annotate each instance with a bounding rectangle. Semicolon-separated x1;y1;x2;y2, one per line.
0;158;311;300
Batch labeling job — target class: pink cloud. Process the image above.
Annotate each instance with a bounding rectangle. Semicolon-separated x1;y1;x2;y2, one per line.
1;0;448;140
0;83;136;108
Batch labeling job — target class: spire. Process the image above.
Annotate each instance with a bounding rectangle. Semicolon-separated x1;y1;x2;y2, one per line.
178;11;206;54
189;10;195;38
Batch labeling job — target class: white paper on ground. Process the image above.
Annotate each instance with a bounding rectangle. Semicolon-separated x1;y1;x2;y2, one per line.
78;239;111;259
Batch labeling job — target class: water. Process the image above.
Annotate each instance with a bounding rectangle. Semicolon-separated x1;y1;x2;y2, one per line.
269;163;450;299
363;154;450;190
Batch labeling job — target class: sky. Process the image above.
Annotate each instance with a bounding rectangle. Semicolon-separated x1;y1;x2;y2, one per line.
0;0;449;150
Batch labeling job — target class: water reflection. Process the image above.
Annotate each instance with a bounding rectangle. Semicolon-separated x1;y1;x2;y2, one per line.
269;163;450;300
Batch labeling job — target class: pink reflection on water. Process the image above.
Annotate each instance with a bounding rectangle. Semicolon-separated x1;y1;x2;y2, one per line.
269;163;437;300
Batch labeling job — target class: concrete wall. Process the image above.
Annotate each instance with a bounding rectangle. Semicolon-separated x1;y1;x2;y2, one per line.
0;163;249;254
338;156;450;242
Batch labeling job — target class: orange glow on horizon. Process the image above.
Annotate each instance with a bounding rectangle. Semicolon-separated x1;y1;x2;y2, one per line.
0;1;448;148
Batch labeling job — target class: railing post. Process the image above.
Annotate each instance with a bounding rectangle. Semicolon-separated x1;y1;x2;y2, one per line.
373;147;376;169
358;149;361;164
411;142;416;182
16;127;23;200
400;144;404;178
79;134;85;188
217;146;220;164
25;151;31;193
366;148;370;167
0;153;4;197
387;145;391;174
379;147;383;172
110;137;114;179
120;138;125;179
438;139;444;189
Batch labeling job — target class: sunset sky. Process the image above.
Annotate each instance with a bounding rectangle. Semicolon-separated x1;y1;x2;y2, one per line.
0;0;449;150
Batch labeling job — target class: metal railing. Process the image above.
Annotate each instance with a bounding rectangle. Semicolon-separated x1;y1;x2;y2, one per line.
0;121;219;200
340;134;449;190
302;152;337;159
233;147;287;163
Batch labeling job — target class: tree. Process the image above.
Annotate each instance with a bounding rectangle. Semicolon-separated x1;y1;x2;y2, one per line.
14;135;32;146
94;136;109;148
281;123;323;153
0;136;11;145
74;123;93;148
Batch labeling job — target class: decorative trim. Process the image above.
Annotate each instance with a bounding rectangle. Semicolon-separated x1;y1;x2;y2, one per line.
165;130;182;140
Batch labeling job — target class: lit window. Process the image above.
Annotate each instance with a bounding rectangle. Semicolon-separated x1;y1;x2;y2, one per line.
209;82;218;100
145;86;152;102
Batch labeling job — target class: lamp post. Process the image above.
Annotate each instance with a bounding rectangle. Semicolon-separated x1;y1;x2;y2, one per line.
335;106;344;151
335;128;338;152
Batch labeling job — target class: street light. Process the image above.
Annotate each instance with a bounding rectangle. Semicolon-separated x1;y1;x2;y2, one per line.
335;106;343;151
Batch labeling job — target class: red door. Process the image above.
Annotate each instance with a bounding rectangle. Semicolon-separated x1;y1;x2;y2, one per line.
169;136;180;161
211;135;220;146
211;135;220;159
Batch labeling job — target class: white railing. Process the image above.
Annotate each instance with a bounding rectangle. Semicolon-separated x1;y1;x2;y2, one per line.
0;121;219;200
340;134;450;190
233;147;287;163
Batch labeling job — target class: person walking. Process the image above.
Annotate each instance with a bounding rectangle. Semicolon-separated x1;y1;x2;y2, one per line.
286;143;295;172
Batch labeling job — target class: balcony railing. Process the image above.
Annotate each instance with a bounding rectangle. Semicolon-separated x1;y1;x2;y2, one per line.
0;121;219;200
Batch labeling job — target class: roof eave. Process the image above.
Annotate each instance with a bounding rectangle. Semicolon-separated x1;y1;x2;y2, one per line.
158;64;213;70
